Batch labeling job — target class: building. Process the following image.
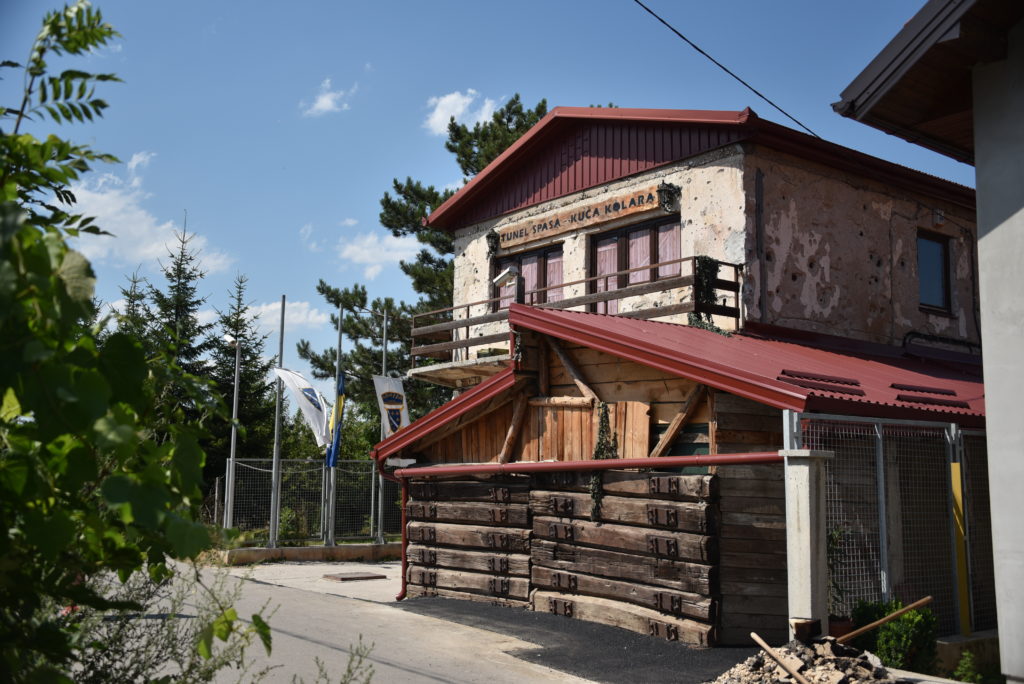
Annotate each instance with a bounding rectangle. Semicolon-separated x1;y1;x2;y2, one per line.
374;106;991;648
835;0;1022;676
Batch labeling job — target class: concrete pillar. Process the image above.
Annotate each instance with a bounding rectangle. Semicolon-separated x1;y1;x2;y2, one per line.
782;449;833;640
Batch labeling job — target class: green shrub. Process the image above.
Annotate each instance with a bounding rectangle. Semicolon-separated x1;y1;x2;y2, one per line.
953;650;984;684
851;598;937;674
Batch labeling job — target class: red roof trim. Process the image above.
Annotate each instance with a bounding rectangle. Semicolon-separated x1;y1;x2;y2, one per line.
371;368;517;463
507;304;808;412
425;106;974;231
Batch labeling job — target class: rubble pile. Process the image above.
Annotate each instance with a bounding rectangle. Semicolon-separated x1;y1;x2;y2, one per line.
709;637;901;684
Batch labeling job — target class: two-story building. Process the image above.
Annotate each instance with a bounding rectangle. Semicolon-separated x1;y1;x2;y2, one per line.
374;107;991;647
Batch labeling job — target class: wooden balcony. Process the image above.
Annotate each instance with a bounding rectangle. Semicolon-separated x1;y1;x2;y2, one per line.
409;256;741;388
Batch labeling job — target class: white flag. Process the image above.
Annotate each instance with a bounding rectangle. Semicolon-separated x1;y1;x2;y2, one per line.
373;375;410;438
273;368;330;446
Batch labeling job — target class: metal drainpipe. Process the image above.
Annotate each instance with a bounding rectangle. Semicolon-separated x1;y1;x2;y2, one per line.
375;450;783;602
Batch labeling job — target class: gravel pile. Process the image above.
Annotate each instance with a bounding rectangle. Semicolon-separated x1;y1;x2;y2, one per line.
708;637;902;684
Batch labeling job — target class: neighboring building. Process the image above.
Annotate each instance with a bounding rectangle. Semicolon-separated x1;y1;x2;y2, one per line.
835;0;1023;677
377;106;992;649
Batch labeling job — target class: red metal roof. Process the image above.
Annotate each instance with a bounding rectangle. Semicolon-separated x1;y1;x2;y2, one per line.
372;367;517;463
424;106;974;230
508;305;985;426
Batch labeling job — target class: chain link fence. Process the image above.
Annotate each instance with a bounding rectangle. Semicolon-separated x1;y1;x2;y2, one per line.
224;459;399;545
800;415;994;637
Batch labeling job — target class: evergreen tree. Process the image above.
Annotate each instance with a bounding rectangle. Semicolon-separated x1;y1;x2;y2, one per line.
148;231;217;422
115;269;152;343
299;95;548;430
205;275;276;488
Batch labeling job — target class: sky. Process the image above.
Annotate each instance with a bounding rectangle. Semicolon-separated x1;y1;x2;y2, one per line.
1;0;975;396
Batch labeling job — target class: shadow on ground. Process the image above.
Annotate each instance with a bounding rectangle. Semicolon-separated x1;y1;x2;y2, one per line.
398;597;756;684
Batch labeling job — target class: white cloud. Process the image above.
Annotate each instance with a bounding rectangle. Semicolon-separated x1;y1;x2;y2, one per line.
301;78;357;117
299;222;322;252
423;89;496;135
127;151;155;174
338;217;358;227
336;231;419;280
196;308;218;327
364;62;373;72
70;159;233;275
252;300;330;335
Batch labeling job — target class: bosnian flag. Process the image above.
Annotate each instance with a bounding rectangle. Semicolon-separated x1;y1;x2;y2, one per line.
325;374;345;468
272;368;330;446
373;375;410;438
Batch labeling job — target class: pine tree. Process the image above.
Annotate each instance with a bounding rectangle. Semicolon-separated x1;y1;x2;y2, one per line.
205;274;276;488
299;95;548;428
115;269;152;343
148;231;217;422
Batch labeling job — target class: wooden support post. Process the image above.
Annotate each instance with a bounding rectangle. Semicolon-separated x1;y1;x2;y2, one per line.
649;385;706;459
497;394;529;464
538;337;550;396
546;336;598;401
528;397;595;407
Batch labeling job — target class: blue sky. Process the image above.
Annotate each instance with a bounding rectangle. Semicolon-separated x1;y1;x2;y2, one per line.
2;1;973;394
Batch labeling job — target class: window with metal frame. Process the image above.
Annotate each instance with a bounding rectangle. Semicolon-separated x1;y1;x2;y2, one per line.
495;245;563;309
917;231;950;312
589;218;681;314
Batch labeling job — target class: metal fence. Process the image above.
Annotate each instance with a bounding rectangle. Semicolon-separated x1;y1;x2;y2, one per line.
795;413;996;636
224;458;401;545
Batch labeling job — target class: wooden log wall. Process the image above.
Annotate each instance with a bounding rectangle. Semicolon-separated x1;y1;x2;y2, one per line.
529;470;719;646
405;474;532;607
709;390;788;645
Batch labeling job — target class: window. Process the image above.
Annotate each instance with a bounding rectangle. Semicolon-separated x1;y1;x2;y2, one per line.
917;232;950;312
495;245;563;309
590;219;681;314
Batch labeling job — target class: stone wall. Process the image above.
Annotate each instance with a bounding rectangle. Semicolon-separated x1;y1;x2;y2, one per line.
742;146;979;347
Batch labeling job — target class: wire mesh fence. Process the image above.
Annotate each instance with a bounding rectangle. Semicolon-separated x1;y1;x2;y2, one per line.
801;415;994;637
225;458;399;545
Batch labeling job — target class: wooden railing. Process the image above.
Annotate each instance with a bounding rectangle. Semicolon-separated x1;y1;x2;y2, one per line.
410;256;741;368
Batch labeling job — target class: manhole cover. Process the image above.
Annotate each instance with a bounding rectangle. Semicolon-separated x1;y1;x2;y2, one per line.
323;572;387;582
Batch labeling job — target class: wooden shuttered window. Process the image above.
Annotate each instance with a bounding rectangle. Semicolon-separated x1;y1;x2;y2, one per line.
496;246;564;309
589;219;681;312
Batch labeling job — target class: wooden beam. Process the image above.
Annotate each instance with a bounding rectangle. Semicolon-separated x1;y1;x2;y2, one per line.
649;385;707;459
538;337;550;396
528;396;595;407
497;393;529;464
546;336;598;401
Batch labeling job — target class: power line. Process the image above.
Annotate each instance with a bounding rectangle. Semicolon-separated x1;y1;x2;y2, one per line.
632;0;820;138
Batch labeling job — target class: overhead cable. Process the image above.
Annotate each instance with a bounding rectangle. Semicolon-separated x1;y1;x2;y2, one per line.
632;0;820;138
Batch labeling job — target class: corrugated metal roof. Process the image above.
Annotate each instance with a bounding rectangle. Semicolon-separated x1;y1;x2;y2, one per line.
425;106;975;230
508;305;985;425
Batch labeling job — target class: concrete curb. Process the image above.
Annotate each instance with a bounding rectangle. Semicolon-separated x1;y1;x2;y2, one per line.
220;543;401;566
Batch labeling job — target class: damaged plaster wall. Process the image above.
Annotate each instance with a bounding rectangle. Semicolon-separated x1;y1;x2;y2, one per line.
743;146;979;347
451;147;748;358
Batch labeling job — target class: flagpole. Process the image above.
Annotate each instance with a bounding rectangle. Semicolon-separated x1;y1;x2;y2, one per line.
377;306;388;544
327;304;343;546
269;295;285;549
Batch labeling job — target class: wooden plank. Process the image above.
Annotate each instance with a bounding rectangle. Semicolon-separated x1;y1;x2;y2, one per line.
532;591;715;646
547;336;598;401
719;551;787;570
720;595;788;615
412;332;509;357
719;626;788;647
720;580;788;597
406;584;529;609
720;537;787;555
718;479;785;498
406;544;530;576
533;470;717;501
714;429;783;445
497;394;528;464
713;464;784;480
408;479;530;503
530;491;715;534
720;612;788;630
719;497;785;515
718;565;788;584
713;392;783;416
649;385;706;459
715;412;784;433
527;396;594;407
532;540;715;594
532;516;716;562
538;337;549;395
405;501;530;527
720;524;787;542
531;566;715;621
406;565;530;600
549;379;701;406
406;521;531;552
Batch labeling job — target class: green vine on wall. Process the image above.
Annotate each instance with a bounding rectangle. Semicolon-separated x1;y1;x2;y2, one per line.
688;255;731;336
589;402;618;520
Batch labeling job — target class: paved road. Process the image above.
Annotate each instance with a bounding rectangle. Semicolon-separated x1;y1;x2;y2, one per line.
213;561;755;683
